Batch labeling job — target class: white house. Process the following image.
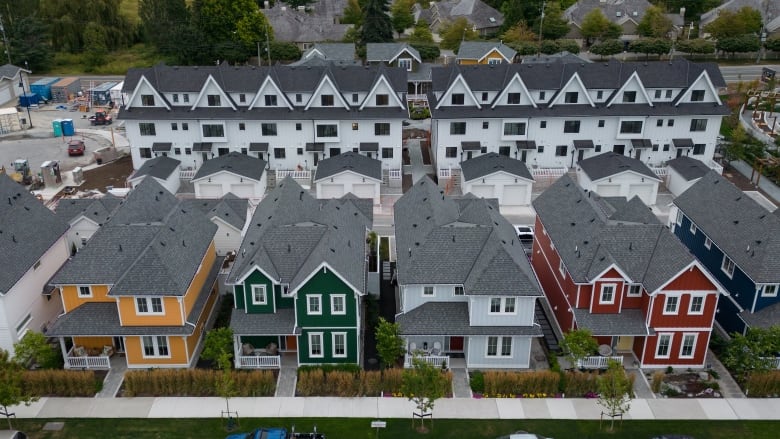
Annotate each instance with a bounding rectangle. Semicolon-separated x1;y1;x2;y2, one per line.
191;152;267;200
459;152;534;207
313;152;382;205
665;156;712;197
576;152;661;205
185;194;249;256
0;64;27;107
55;194;123;251
0;174;70;355
126;155;181;194
429;59;728;181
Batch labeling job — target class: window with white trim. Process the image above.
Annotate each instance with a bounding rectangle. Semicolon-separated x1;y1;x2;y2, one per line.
251;285;267;305
675;210;683;226
627;284;642;297
689;295;705;314
704;237;712;250
307;295;322;315
680;333;697;358
664;295;679;314
423;286;434;296
721;255;735;278
762;284;779;297
331;294;346;315
15;313;31;336
309;332;323;357
487;336;512;356
398;58;412;71
656;333;671;358
282;284;292;297
454;286;464;296
142;336;170;357
689;223;697;235
489;297;516;314
136;297;164;314
78;286;92;297
332;332;347;357
600;284;616;304
559;260;566;278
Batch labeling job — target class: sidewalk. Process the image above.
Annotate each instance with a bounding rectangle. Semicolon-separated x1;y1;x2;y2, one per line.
10;396;780;420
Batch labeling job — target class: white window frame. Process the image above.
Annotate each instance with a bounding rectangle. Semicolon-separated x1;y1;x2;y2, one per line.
688;295;705;315
675;210;683;226
600;284;616;305
721;255;735;279
15;313;31;336
486;336;513;357
488;297;517;315
423;286;434;296
689;223;697;235
331;294;346;315
656;333;672;358
136;297;165;315
454;286;465;296
679;333;697;359
281;284;292;297
761;284;779;298
77;285;92;298
663;295;679;315
627;284;642;297
251;285;267;305
141;335;171;358
704;237;712;250
309;332;323;358
332;332;347;358
307;294;322;315
559;259;566;278
487;57;502;65
397;58;412;71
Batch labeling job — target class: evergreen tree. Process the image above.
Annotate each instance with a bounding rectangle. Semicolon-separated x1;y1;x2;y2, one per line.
361;0;393;44
535;1;569;40
191;0;272;64
6;14;52;71
342;0;364;26
139;0;190;57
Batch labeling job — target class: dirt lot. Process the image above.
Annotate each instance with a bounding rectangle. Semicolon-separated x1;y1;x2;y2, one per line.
63;155;133;194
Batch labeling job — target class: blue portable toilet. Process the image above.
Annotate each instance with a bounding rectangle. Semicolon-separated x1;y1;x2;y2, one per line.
18;93;40;107
29;77;60;101
61;119;74;136
52;119;63;137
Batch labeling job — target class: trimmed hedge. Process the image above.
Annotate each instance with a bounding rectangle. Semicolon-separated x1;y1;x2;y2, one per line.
123;369;275;397
296;367;407;396
746;370;780;397
23;370;100;397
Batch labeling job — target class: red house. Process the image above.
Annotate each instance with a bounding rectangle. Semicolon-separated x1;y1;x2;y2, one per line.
531;175;724;368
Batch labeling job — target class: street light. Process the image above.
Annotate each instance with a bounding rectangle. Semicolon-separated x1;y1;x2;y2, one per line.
19;61;32;128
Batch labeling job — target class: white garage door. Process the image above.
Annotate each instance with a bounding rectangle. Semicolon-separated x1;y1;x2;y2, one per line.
501;184;528;206
230;183;255;198
199;183;223;198
469;184;495;199
0;85;11;106
595;184;621;197
351;183;375;200
320;184;345;199
627;184;654;205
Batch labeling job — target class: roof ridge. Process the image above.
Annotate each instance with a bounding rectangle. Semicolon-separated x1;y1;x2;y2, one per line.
460;226;496;286
107;225;163;295
638;225;666;287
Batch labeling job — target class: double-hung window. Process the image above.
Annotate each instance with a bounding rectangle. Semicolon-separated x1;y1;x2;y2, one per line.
690;119;708;132
489;297;516;314
487;336;512;357
600;284;616;304
450;122;466;135
680;334;697;358
309;333;323;358
664;296;679;314
331;294;346;315
656;334;671;358
689;295;705;314
563;120;580;133
142;336;169;357
721;255;735;278
136;297;164;314
78;286;92;297
307;294;322;315
251;285;267;305
332;332;347;357
207;95;221;106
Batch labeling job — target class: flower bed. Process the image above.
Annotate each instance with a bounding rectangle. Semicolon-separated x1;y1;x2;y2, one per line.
649;369;721;398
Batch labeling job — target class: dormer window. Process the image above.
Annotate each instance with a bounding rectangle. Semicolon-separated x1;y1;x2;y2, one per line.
141;94;155;106
622;91;637;103
207;94;221;106
376;94;389;106
539;91;546;100
691;90;705;102
564;92;578;103
172;94;179;103
265;95;277;106
507;93;521;104
321;95;334;106
451;93;465;105
596;91;603;100
239;93;246;103
398;58;412;71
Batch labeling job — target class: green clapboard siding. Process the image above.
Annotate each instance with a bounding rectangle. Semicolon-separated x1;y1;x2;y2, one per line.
298;328;358;364
234;285;245;309
295;268;359;328
242;269;275;313
275;284;294;309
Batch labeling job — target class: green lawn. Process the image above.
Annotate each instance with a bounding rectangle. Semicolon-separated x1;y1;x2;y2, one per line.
10;418;780;439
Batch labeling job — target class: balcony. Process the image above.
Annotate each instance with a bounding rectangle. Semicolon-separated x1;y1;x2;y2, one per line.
404;352;450;369
576;355;624;369
64;345;112;370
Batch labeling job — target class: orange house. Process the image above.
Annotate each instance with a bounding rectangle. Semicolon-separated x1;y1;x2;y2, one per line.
48;179;219;369
456;42;516;65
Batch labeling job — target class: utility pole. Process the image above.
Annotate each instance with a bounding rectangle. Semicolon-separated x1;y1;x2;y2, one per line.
257;41;262;66
20;61;32;128
537;1;546;56
0;13;12;64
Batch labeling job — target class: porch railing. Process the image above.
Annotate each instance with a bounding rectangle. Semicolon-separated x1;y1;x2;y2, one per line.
649;166;668;178
237;354;281;369
388;169;402;180
180;169;197;180
577;356;623;369
276;170;311;180
64;349;111;370
760;357;780;369
404;353;450;369
706;159;724;175
438;168;452;179
531;167;568;179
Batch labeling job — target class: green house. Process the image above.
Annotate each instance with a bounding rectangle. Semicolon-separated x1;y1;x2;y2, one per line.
227;177;372;368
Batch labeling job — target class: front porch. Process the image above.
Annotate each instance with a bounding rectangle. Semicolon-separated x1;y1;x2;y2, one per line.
61;340;116;370
402;336;463;370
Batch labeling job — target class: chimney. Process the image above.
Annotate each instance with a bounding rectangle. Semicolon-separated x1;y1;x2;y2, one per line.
680;7;686;18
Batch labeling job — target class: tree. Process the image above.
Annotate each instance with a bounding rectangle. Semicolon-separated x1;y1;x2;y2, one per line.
40;0;135;53
269;41;301;60
216;352;237;428
535;1;569;40
5;14;52;72
636;5;672;38
439;17;479;51
560;329;598;368
628;38;672;59
191;0;272;63
375;317;405;369
765;37;780;52
401;356;449;432
597;360;632;431
720;327;780;383
675;38;715;56
200;327;234;369
704;6;762;40
361;0;394;43
589;39;623;58
411;43;440;60
139;0;190;57
13;332;60;370
717;34;761;57
0;349;37;430
580;9;621;45
341;0;363;26
501;21;537;45
391;0;415;38
82;22;109;71
409;20;435;45
507;41;540;56
540;39;560;54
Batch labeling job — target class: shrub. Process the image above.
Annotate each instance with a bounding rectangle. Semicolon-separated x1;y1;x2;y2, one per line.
297;368;325;396
22;370;98;397
122;369;275;397
651;371;665;393
381;368;404;395
745;370;780;397
470;370;485;393
482;371;559;397
562;371;600;397
359;370;383;396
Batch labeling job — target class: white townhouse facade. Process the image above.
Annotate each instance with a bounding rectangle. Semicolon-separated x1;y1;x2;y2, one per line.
119;63;407;183
429;59;729;181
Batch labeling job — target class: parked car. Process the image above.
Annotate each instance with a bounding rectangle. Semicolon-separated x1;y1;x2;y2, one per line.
0;431;27;439
67;139;85;156
513;225;534;253
226;427;325;439
495;431;549;439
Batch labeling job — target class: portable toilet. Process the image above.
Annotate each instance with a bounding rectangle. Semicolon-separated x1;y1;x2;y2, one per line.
61;119;74;136
52;119;63;137
18;93;40;107
29;77;60;101
50;77;81;103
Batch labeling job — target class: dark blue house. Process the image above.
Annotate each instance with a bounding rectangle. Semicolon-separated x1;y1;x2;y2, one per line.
671;171;780;335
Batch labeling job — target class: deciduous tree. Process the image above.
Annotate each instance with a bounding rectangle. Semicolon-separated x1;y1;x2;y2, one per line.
704;6;762;40
201;327;234;369
501;21;536;45
409;20;435;45
439;17;478;51
560;329;598;368
375;317;405;369
0;349;37;430
765;37;780;52
628;38;672;59
401;356;449;432
5;14;52;71
139;0;190;57
636;5;672;38
535;1;569;40
342;0;364;26
391;0;415;38
597;360;632;431
13;332;60;370
589;39;623;58
717;34;761;57
675;38;715;56
580;9;621;45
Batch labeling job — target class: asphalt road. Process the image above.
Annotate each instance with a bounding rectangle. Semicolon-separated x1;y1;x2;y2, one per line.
719;64;780;83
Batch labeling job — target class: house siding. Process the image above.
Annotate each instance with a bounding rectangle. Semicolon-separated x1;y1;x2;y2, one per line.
469;296;535;326
296;268;359;329
467;336;531;368
62;284;113;313
183;242;217;315
125;334;190;368
531;217;578;331
239;269;277;314
298;328;358;364
402;284;468;313
641;331;710;367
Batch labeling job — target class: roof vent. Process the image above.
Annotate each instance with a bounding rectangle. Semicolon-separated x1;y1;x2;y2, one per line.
119;244;123;252
288;244;291;252
182;240;186;247
746;245;750;252
452;235;456;242
160;241;166;246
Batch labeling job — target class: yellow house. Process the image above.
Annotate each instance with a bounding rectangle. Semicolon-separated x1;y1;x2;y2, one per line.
456;42;516;65
48;179;219;369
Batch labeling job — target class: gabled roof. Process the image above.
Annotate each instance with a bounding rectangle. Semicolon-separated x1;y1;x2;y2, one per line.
460;153;534;181
192;152;267;182
673;171;780;283
396;302;543;336
0;175;69;295
431;0;505;31
564;0;658;26
533;175;697;293
184;193;249;232
297;43;356;64
314;151;382;182
226;177;371;293
366;43;421;63
129;156;180;181
51;178;217;296
578;152;660;181
521;51;592;65
456;41;516;62
263;5;351;44
0;64;28;80
666;156;711;181
394;177;540;297
55;193;123;226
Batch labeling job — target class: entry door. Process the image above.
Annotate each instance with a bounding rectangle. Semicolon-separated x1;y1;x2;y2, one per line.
577;149;585;162
449;336;464;351
467;151;473;160
202;152;209;162
676;149;684;158
313;153;319;166
635;149;642;160
519;150;527;162
285;335;298;351
113;336;125;353
616;336;633;352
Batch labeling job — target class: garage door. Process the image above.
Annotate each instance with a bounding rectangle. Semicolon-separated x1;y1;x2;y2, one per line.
627;184;654;205
0;85;11;106
595;184;621;197
351;183;375;200
230;183;255;198
469;184;495;199
320;184;345;199
199;183;223;198
502;184;527;206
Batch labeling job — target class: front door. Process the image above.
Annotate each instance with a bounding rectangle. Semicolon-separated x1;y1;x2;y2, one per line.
634;149;642;160
466;151;473;160
449;336;464;352
113;336;125;353
313;153;319;166
202;152;209;162
616;336;633;352
520;150;527;162
676;148;684;158
577;149;585;162
285;335;297;351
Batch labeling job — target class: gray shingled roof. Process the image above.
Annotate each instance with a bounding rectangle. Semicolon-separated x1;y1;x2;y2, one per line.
397;302;543;336
578;152;660;181
366;43;421;63
739;301;780;330
55;194;122;226
456;42;516;61
432;0;505;31
460;152;534;181
230;308;298;335
300;43;356;62
533;175;696;293
673;171;780;284
313;152;382;181
227;177;371;294
184;193;249;231
701;0;780;32
0;175;69;295
394;177;541;297
666;156;711;181
565;0;658;25
0;64;24;79
572;308;651;336
192;152;267;182
130;156;180;180
521;51;592;65
264;3;352;44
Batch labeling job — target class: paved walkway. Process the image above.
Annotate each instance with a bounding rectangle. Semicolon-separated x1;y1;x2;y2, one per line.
96;355;127;398
729;159;780;204
706;350;744;399
406;139;427;184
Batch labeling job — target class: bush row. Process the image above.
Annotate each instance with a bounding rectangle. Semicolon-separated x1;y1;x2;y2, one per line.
296;368;405;397
746;371;780;397
22;370;100;397
123;369;275;397
470;369;633;398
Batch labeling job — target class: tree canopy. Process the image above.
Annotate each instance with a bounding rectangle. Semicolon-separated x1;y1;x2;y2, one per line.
409;20;435;45
501;21;537;45
401;357;449;431
704;6;762;40
439;17;479;51
597;360;633;431
191;0;273;64
341;0;364;26
361;0;394;44
374;317;405;369
636;5;672;38
675;38;715;56
580;9;622;44
535;1;569;40
628;38;672;58
716;34;761;56
0;349;38;430
391;0;415;38
589;39;623;57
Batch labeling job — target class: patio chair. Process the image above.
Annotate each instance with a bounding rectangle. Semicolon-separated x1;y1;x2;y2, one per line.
408;342;417;353
432;341;442;356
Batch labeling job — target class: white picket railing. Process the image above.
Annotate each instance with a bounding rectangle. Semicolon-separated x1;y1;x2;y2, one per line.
760;357;780;369
237;355;281;369
404;354;450;369
438;168;452;179
276;170;311;180
650;166;668;178
577;356;623;369
531;167;568;179
388;169;402;180
706;159;724;175
65;354;111;370
180;169;197;180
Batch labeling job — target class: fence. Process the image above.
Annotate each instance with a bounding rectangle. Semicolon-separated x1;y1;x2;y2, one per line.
276;170;312;180
577;356;624;369
237;355;281;369
404;354;450;369
531;167;568;179
180;169;196;180
388;169;402;180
